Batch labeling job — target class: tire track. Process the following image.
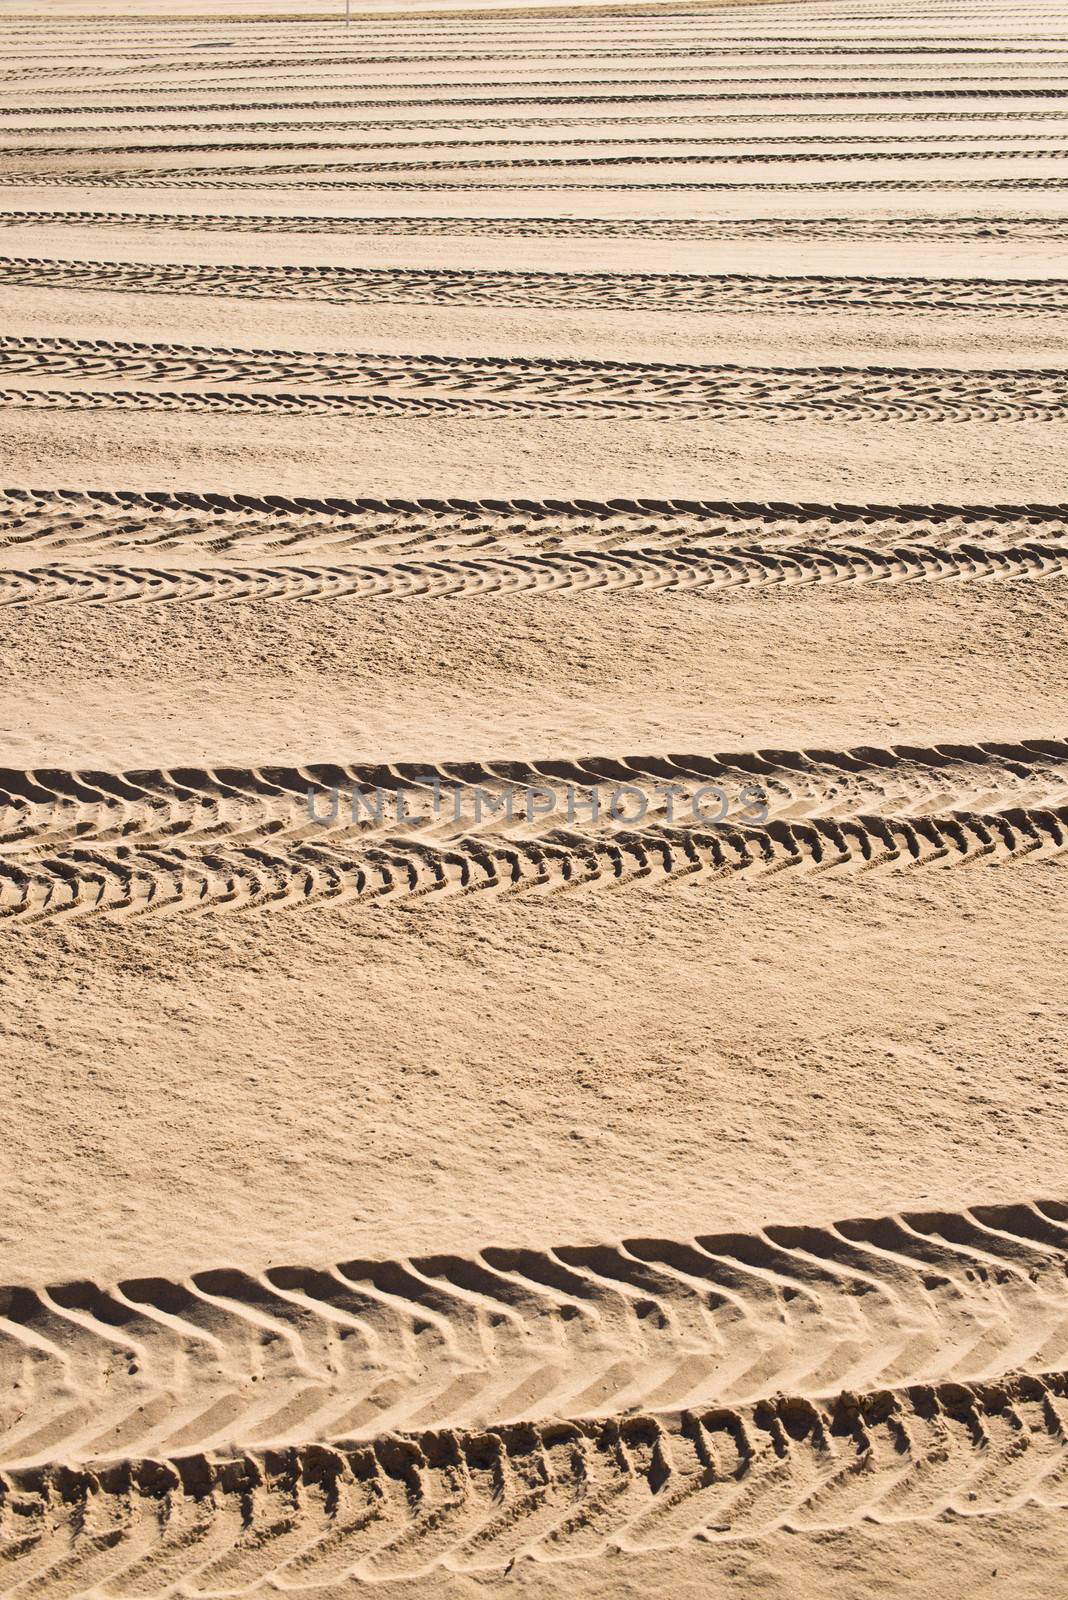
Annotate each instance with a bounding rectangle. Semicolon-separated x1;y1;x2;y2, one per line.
3;492;1065;558
10;109;1068;133
5;257;1068;315
3;1372;1068;1591
10;131;1068;158
3;740;1067;854
14;147;1068;187
1;806;1066;924
9;174;1068;193
21;48;956;82
10;44;1068;70
11;91;1068;122
32;32;1024;54
4;382;1067;422
3;338;1068;420
5;209;1068;242
22;45;1048;79
1;544;1066;609
12;89;1068;110
0;1200;1067;1468
10;54;1068;83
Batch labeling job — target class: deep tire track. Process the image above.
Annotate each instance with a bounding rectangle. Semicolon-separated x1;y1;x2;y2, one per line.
9;89;1068;111
3;1372;1068;1591
11;145;1068;186
12;108;1068;134
1;1201;1068;1469
4;739;1068;853
3;492;1065;558
10;131;1068;158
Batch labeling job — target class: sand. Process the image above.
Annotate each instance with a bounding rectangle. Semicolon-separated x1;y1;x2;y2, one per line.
1;0;1067;1592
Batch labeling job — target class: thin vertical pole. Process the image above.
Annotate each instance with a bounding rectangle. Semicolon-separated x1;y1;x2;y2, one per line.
346;0;351;23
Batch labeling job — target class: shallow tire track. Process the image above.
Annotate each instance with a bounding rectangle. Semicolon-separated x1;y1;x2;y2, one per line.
5;257;1068;315
8;174;1068;194
4;337;1068;422
1;543;1066;609
5;383;1067;422
5;209;1068;243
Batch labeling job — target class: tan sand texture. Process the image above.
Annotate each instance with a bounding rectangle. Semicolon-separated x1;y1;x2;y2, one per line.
1;0;1068;1593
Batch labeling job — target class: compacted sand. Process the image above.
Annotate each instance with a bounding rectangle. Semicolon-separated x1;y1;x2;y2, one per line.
1;0;1067;1593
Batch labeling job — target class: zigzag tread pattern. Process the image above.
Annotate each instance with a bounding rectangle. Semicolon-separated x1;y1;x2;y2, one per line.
2;491;1066;559
1;806;1067;923
5;385;1068;421
4;741;1068;854
12;109;1068;132
1;1200;1068;1472
4;1370;1068;1592
3;342;1068;418
1;545;1067;605
6;90;1068;109
9;147;1068;187
23;45;1055;80
4;209;1068;241
7;175;1068;193
9;132;1068;158
4;257;1068;313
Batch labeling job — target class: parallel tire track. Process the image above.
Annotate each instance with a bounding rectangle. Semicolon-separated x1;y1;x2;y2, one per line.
5;257;1068;314
8;90;1068;109
3;492;1066;559
5;382;1068;421
10;146;1068;184
4;740;1067;853
3;339;1068;423
4;209;1068;242
1;544;1066;607
1;807;1066;923
8;175;1068;194
1;1200;1067;1468
10;132;1068;157
4;1372;1068;1591
11;109;1068;132
25;45;1054;78
4;3;1068;1586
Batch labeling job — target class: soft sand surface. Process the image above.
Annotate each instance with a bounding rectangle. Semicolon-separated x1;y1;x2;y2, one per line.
1;0;1068;1593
